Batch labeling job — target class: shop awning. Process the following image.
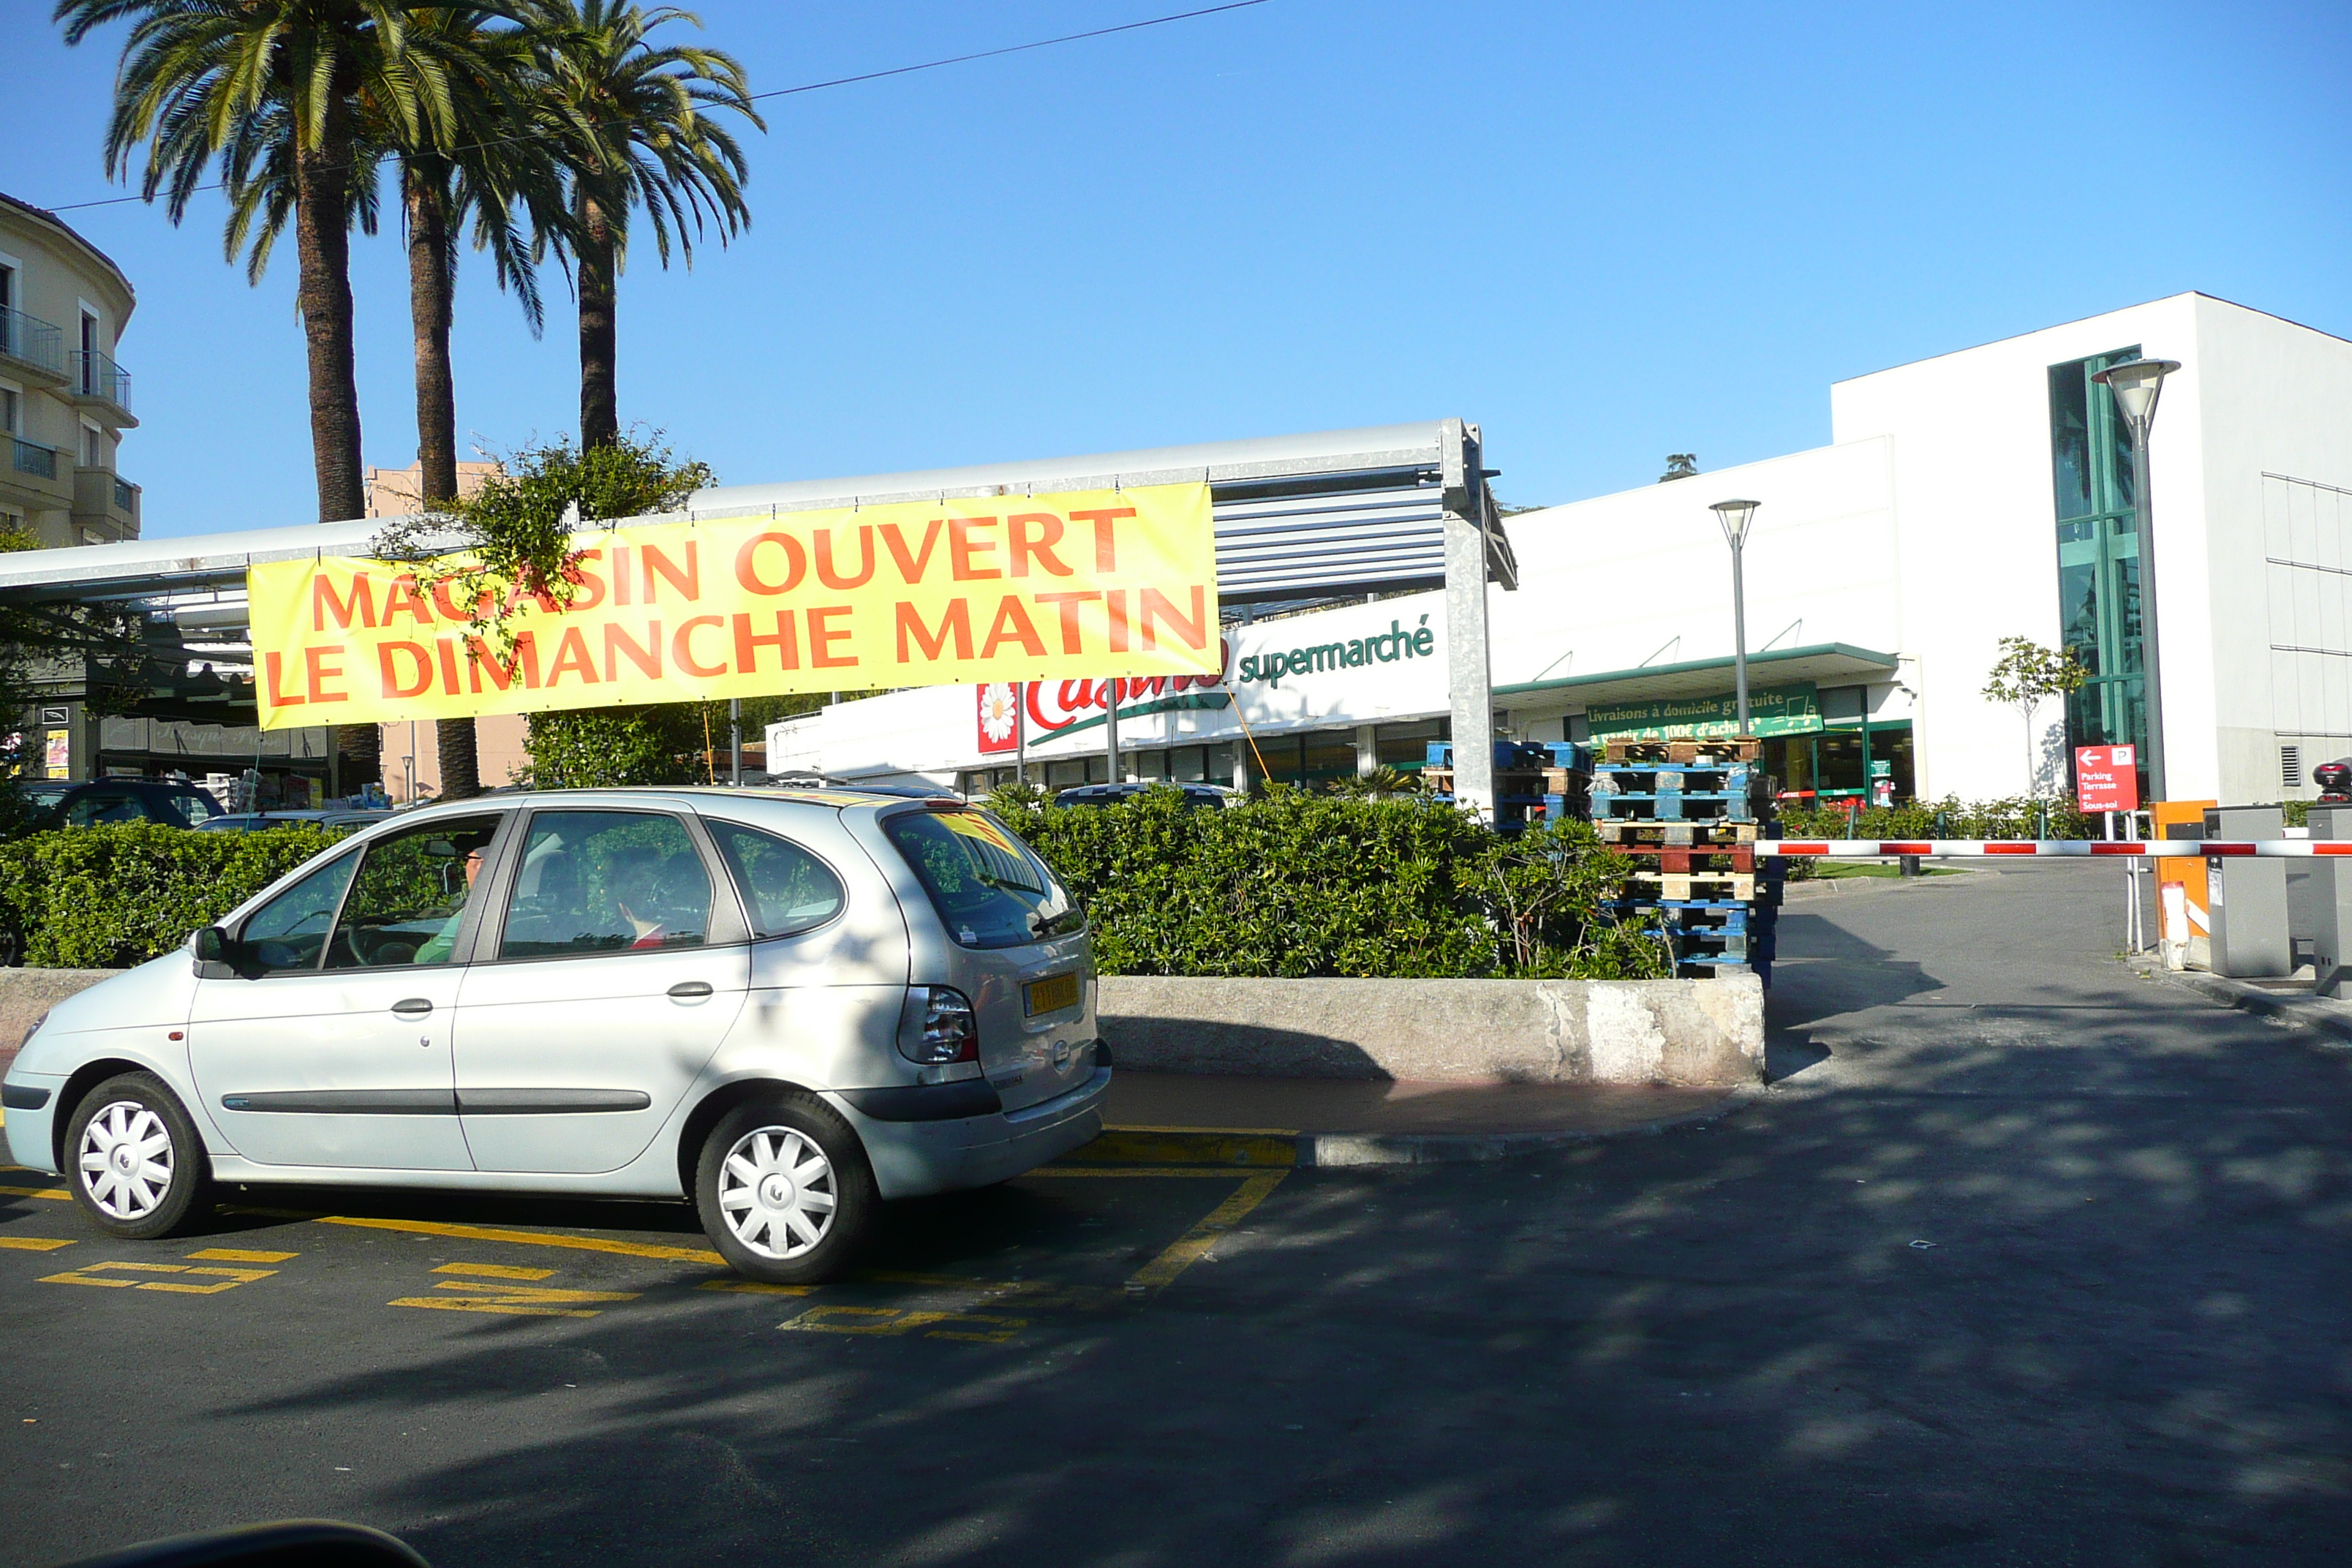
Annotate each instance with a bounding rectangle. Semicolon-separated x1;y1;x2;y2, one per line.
1495;642;1900;707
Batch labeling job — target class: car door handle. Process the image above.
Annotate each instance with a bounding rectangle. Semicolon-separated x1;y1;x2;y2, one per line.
391;998;434;1017
667;981;714;1000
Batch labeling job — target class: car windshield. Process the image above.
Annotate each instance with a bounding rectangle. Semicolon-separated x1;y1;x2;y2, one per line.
881;808;1082;949
158;788;222;826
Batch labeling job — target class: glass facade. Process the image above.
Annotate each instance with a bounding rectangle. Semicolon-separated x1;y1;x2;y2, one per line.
2048;347;2149;798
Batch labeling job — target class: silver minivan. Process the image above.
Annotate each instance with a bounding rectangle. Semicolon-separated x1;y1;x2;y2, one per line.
0;788;1109;1283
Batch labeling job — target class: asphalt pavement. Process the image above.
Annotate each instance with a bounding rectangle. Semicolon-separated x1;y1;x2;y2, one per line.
4;858;2350;1567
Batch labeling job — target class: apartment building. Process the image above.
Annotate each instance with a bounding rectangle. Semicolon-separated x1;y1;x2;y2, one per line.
0;192;140;549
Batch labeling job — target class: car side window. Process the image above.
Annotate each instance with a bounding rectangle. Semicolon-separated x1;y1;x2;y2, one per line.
497;811;713;960
237;853;360;973
322;815;502;970
64;788;140;826
709;823;846;939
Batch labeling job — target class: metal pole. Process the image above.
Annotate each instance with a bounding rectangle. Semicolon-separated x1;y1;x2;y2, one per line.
1104;678;1120;784
728;697;741;786
2129;417;2168;802
1015;683;1028;786
1730;535;1751;735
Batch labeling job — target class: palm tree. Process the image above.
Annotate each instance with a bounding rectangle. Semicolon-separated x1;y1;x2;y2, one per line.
377;7;562;800
524;0;761;448
56;0;466;525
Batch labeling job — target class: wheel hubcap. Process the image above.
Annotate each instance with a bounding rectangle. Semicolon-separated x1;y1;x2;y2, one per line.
717;1126;836;1259
78;1100;173;1221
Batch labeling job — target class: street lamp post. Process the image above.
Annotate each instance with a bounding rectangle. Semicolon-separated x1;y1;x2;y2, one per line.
1711;500;1761;735
2090;358;2180;802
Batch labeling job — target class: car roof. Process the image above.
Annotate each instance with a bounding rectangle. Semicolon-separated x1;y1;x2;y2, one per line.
371;785;964;827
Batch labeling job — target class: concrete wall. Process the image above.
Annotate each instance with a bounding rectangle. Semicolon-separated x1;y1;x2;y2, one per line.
1098;976;1764;1087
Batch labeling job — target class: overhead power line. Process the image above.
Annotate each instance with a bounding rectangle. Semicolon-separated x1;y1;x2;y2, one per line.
41;0;1273;215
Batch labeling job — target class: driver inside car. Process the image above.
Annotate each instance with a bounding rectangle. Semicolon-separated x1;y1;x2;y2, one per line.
410;843;490;965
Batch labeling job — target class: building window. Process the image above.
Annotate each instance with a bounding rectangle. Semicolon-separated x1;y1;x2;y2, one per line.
2048;347;2149;800
82;423;102;468
2283;745;2303;791
0;386;16;434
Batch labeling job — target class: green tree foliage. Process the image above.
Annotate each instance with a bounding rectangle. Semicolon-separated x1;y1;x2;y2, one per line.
0;823;343;969
985;786;1670;980
1981;636;2089;797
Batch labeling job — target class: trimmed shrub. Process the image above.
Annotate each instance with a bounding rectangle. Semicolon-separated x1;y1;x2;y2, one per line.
0;823;342;969
989;785;1670;979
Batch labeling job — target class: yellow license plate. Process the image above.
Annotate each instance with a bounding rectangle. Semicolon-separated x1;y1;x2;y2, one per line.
1024;972;1080;1016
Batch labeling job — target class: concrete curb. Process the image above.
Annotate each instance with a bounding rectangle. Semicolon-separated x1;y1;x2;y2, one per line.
2132;957;2352;1047
1090;1086;1762;1169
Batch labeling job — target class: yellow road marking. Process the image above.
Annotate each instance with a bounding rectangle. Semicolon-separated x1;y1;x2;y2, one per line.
186;1248;298;1264
389;1297;598;1319
1062;1129;1295;1168
780;1304;1025;1343
0;1237;75;1252
317;1214;723;1265
1123;1170;1288;1294
41;1261;275;1294
1027;1166;1275;1178
697;1278;814;1297
1103;1123;1300;1137
391;1280;640;1319
434;1260;554;1281
0;1185;69;1201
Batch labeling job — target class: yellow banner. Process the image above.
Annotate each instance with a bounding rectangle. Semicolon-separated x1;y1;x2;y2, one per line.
248;483;1219;730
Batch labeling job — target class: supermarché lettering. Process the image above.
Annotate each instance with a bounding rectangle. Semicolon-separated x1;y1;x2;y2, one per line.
1237;616;1435;687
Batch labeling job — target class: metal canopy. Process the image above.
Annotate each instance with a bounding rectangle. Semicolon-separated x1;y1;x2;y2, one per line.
0;421;1515;627
1496;643;1901;708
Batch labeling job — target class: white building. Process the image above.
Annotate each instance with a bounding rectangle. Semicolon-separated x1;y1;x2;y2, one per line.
777;293;2352;810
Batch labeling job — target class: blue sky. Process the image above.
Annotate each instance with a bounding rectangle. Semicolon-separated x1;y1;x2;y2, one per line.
4;1;2348;538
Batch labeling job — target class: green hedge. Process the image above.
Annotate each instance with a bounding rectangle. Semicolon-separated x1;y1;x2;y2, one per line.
0;795;1675;981
988;785;1670;979
0;823;343;969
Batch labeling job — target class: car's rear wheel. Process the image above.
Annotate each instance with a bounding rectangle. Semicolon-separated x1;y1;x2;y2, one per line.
65;1072;210;1240
694;1093;875;1284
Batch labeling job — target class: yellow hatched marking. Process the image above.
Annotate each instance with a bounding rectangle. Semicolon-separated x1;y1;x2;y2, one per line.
697;1278;815;1297
1123;1170;1288;1294
319;1214;723;1265
0;1237;75;1252
0;1185;70;1201
390;1279;640;1319
433;1261;555;1281
186;1248;298;1264
1101;1123;1300;1137
40;1261;274;1294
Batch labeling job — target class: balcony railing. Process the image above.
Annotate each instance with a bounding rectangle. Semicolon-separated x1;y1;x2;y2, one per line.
71;349;132;413
0;308;65;378
114;475;133;512
13;440;59;480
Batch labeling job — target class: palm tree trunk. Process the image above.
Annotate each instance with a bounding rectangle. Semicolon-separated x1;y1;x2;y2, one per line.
293;103;365;524
435;716;481;800
407;165;459;507
578;197;619;448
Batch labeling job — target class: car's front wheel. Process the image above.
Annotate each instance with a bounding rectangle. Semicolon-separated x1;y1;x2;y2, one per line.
694;1093;876;1284
64;1072;210;1240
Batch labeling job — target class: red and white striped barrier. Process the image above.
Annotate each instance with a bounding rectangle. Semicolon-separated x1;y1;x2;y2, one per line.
1754;840;2342;859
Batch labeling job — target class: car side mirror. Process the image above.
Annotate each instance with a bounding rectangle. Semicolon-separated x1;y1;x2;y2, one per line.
192;926;227;963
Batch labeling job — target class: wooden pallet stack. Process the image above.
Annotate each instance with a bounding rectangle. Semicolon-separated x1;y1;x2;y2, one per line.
1420;740;1589;831
1589;737;1782;984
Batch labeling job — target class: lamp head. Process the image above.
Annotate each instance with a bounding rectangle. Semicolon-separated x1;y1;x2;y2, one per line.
1710;498;1760;548
2091;358;2180;428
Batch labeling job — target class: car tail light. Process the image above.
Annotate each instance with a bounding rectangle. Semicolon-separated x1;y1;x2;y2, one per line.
897;987;978;1064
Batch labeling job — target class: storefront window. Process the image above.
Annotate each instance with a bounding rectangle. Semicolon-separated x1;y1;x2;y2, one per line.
1301;730;1357;786
1375;718;1447;771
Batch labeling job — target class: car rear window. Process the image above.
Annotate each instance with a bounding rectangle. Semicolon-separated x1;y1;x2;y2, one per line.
159;788;222;826
880;809;1082;949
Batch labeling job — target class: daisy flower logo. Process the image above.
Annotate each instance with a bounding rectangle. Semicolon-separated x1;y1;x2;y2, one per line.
977;682;1021;749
